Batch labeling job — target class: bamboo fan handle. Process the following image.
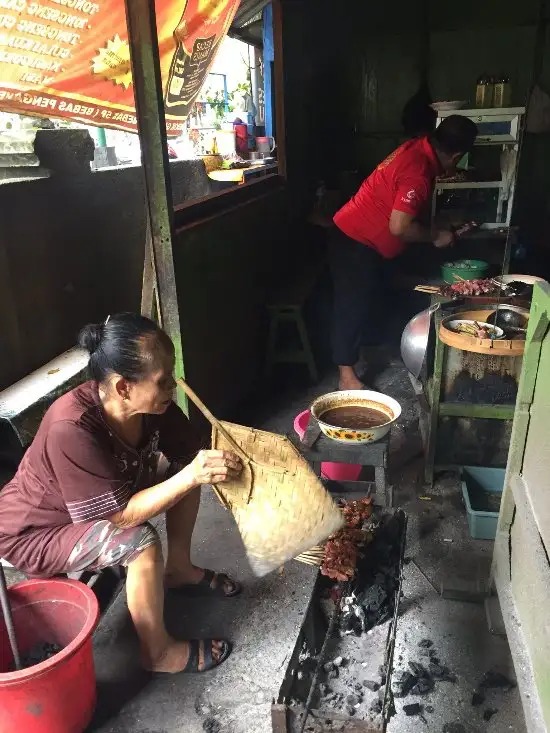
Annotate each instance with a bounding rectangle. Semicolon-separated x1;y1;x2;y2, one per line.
176;378;250;464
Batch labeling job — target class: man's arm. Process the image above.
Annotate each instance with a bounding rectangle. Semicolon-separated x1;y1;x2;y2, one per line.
389;210;453;248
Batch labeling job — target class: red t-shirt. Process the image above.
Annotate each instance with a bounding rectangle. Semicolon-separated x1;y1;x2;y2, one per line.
0;382;202;577
333;136;442;259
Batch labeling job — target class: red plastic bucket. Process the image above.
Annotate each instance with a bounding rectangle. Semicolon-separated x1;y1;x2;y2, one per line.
0;578;100;733
294;410;362;482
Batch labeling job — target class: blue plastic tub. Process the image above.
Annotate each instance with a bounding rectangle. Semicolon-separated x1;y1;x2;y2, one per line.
461;466;505;540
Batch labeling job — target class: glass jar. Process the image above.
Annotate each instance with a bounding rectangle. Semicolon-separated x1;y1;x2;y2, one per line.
493;77;511;108
476;74;494;108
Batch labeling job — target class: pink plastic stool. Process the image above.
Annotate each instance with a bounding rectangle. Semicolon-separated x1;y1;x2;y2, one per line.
293;410;362;481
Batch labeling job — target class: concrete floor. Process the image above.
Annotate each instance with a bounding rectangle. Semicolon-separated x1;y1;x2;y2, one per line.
2;357;528;733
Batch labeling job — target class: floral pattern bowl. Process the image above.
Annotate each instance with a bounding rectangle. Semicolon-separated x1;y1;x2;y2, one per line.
310;390;401;444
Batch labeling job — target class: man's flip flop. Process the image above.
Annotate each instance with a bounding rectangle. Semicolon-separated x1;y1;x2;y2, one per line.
152;639;232;675
168;569;242;598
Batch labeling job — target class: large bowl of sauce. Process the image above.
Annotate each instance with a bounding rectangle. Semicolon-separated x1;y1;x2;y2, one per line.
310;390;401;444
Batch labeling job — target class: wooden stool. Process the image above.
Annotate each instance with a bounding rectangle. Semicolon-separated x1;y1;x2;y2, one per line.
297;419;392;507
265;260;323;383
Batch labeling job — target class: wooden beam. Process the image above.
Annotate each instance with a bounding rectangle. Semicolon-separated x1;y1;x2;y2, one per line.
124;0;187;410
272;0;287;178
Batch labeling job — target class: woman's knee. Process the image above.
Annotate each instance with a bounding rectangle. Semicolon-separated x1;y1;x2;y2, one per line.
124;522;162;566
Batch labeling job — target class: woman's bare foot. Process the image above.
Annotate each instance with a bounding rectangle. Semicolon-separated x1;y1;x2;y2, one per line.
164;564;204;587
338;365;365;391
143;638;228;673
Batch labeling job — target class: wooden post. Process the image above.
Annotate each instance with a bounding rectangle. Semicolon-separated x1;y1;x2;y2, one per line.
124;0;187;410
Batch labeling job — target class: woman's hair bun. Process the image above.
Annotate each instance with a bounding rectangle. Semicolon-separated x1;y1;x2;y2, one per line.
78;323;103;355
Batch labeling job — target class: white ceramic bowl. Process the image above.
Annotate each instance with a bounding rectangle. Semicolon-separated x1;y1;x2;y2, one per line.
310;390;402;445
494;274;547;286
447;319;504;339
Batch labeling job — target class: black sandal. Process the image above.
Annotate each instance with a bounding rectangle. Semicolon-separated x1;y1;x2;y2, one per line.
168;569;242;598
183;639;231;673
152;639;232;675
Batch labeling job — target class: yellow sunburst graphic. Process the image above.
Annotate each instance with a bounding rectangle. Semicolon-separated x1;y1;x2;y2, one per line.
91;35;132;89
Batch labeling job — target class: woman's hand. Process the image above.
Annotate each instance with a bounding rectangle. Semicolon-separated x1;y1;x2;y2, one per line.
181;450;243;487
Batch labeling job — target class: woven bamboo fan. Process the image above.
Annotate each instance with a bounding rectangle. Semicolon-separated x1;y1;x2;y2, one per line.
177;379;344;577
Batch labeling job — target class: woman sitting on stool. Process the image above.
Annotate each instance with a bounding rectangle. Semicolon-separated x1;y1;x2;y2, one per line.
0;313;242;674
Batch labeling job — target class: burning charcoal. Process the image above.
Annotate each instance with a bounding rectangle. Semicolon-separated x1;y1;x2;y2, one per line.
411;677;435;695
403;703;422;716
418;639;433;648
346;695;361;706
479;670;516;691
393;671;417;698
409;661;429;678
483;708;498;721
363;680;380;692
471;690;485;707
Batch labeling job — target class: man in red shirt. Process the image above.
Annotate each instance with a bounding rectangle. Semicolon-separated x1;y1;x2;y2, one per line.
331;114;477;390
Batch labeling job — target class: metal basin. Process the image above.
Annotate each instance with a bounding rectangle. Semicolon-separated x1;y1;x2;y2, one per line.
400;304;439;378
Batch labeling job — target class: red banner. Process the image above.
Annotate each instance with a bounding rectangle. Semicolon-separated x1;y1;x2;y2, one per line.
0;0;239;134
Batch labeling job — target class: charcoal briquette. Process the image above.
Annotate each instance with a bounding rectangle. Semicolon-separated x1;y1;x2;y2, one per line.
393;671;417;698
370;700;383;715
411;677;435;695
403;703;422;716
471;690;485;707
409;661;429;678
483;708;498;722
363;680;380;692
